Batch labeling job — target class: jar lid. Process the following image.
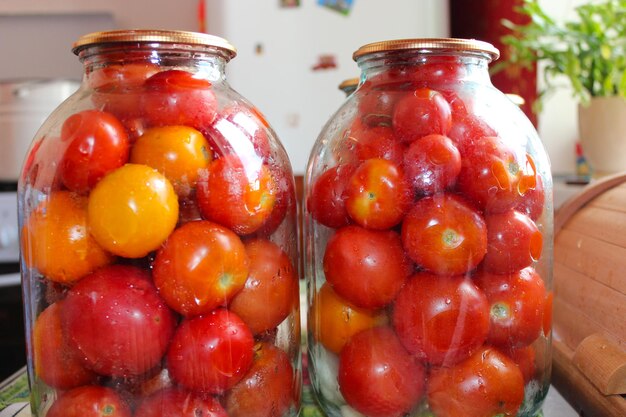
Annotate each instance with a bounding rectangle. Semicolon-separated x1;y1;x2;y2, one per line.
353;38;499;61
338;77;360;91
72;29;237;59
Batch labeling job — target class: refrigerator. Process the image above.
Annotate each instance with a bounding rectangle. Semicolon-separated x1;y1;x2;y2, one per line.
206;0;449;174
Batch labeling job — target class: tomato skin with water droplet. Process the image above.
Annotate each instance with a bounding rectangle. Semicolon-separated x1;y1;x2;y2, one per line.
392;272;490;366
401;193;487;276
166;309;254;394
46;385;132;417
153;220;249;317
428;346;525;417
338;327;427;417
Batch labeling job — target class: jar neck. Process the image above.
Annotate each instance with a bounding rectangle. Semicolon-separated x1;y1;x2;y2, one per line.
356;50;493;87
78;43;230;86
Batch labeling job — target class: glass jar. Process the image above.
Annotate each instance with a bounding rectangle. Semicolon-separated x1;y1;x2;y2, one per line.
338;77;359;97
305;38;552;417
18;30;301;417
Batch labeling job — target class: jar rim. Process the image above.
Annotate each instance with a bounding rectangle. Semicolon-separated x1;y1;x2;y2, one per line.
352;38;499;62
72;29;237;59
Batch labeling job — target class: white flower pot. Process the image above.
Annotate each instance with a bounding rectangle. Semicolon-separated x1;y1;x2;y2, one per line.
579;96;626;177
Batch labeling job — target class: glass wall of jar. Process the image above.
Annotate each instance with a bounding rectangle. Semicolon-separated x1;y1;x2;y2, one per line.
304;38;552;417
18;30;301;417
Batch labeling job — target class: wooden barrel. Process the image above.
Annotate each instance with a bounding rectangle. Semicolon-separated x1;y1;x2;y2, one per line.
553;173;626;416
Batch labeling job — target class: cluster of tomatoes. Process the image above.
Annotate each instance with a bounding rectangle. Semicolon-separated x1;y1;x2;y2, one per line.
21;62;299;417
308;60;551;417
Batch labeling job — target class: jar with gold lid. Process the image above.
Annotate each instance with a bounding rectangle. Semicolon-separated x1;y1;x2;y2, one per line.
305;38;552;417
338;77;360;97
19;29;301;417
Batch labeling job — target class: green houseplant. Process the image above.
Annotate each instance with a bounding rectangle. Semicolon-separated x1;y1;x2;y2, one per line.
501;0;626;176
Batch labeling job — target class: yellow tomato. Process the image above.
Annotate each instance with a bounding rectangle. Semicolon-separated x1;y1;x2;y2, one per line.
88;164;179;258
311;282;388;354
21;191;114;283
130;125;211;196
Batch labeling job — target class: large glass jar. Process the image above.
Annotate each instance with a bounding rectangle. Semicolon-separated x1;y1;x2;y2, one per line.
305;38;552;417
18;30;301;417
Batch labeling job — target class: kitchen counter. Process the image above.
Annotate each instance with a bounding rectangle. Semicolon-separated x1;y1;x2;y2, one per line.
0;366;581;417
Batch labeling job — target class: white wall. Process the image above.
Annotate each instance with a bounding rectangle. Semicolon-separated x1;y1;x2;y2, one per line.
207;0;449;174
536;0;588;175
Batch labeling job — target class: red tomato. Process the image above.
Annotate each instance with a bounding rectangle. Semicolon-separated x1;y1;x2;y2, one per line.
33;302;96;389
505;345;536;383
59;110;130;193
392;88;452;142
323;225;412;309
166;309;254;394
224;343;295;417
341;119;405;165
254;165;295;236
311;283;388;354
392;272;490;366
428;346;525;417
362;66;416;89
357;87;405;127
440;90;469;117
307;164;355;228
403;134;461;195
62;265;177;377
338;327;426;417
483;210;543;274
21;191;114;284
89;62;158;125
205;104;272;160
401;193;487;276
345;158;412;229
475;267;547;348
143;69;218;129
46;386;131;417
413;58;466;85
134;388;227;417
515;172;546;221
196;154;277;235
153;220;249;317
88;62;160;90
229;239;298;334
448;110;496;155
457;136;526;213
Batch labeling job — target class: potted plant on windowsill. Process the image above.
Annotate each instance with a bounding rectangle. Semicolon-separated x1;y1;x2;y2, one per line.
500;0;626;177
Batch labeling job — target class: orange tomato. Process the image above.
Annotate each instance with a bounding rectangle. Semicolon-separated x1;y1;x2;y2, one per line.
130;125;212;197
21;191;114;283
33;301;96;389
87;164;179;258
229;239;298;334
311;283;387;354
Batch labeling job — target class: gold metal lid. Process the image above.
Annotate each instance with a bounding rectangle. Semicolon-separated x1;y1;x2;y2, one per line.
72;29;237;59
338;77;360;91
353;38;499;62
